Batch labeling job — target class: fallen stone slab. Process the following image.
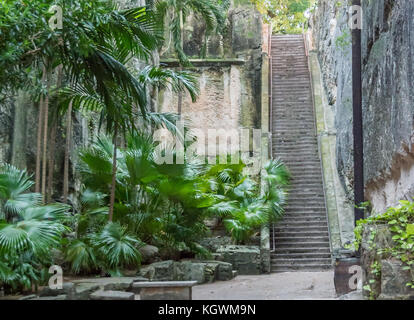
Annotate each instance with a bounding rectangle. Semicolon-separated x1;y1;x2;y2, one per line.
133;281;197;300
18;294;38;300
90;290;135;301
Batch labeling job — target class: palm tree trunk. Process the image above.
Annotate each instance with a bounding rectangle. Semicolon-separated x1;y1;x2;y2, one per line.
63;100;73;204
108;126;118;222
41;73;50;203
35;68;47;193
47;65;63;203
47;122;57;203
177;10;184;115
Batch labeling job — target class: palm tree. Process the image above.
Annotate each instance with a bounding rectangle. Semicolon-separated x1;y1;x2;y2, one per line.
51;4;164;206
60;63;199;221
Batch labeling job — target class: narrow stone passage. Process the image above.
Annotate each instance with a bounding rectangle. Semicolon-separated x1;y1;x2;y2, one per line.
270;34;332;272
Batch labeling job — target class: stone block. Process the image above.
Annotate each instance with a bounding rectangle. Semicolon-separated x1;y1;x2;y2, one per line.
216;245;261;275
140;260;176;281
176;261;206;284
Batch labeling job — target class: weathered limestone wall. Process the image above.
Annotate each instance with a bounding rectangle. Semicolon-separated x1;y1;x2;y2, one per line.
159;1;264;132
311;0;414;214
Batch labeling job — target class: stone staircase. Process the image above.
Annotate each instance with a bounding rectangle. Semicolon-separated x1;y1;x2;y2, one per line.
270;34;332;272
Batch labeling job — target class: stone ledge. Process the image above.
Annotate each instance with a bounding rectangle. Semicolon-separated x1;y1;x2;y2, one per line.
160;59;245;68
133;281;197;288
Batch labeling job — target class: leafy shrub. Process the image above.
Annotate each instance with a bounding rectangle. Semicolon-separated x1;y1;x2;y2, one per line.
0;164;69;293
354;200;414;293
205;159;290;243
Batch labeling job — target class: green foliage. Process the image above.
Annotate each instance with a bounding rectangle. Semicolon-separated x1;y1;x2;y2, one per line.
64;221;142;275
254;0;315;34
79;133;290;249
206;158;290;243
151;0;230;62
78;133;212;256
335;29;351;52
0;164;69;293
354;200;414;292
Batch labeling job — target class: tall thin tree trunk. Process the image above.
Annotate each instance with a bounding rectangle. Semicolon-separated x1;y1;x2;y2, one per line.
47;122;57;203
108;126;118;222
63;100;73;204
47;65;63;203
11;90;29;170
177;10;184;115
41;73;50;203
35;68;47;193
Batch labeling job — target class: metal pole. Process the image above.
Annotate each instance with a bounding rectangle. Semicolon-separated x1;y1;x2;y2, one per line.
352;0;364;226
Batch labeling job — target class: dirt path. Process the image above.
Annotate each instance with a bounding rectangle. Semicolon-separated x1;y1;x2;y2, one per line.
193;271;337;300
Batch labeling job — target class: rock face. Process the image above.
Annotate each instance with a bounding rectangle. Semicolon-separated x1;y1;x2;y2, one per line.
311;0;414;213
216;245;261;275
378;260;414;300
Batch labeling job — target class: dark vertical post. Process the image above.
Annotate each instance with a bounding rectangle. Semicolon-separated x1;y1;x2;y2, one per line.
352;0;364;225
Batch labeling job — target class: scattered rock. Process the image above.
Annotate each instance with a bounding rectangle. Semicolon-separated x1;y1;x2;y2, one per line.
139;244;160;264
200;236;233;252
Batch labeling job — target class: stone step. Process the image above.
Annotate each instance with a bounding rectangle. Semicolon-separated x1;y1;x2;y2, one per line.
271;258;332;265
272;225;329;233
270;35;331;272
273;236;330;243
273;241;331;249
272;247;331;254
274;220;328;227
282;214;328;219
271;252;332;259
271;264;332;272
271;231;329;238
